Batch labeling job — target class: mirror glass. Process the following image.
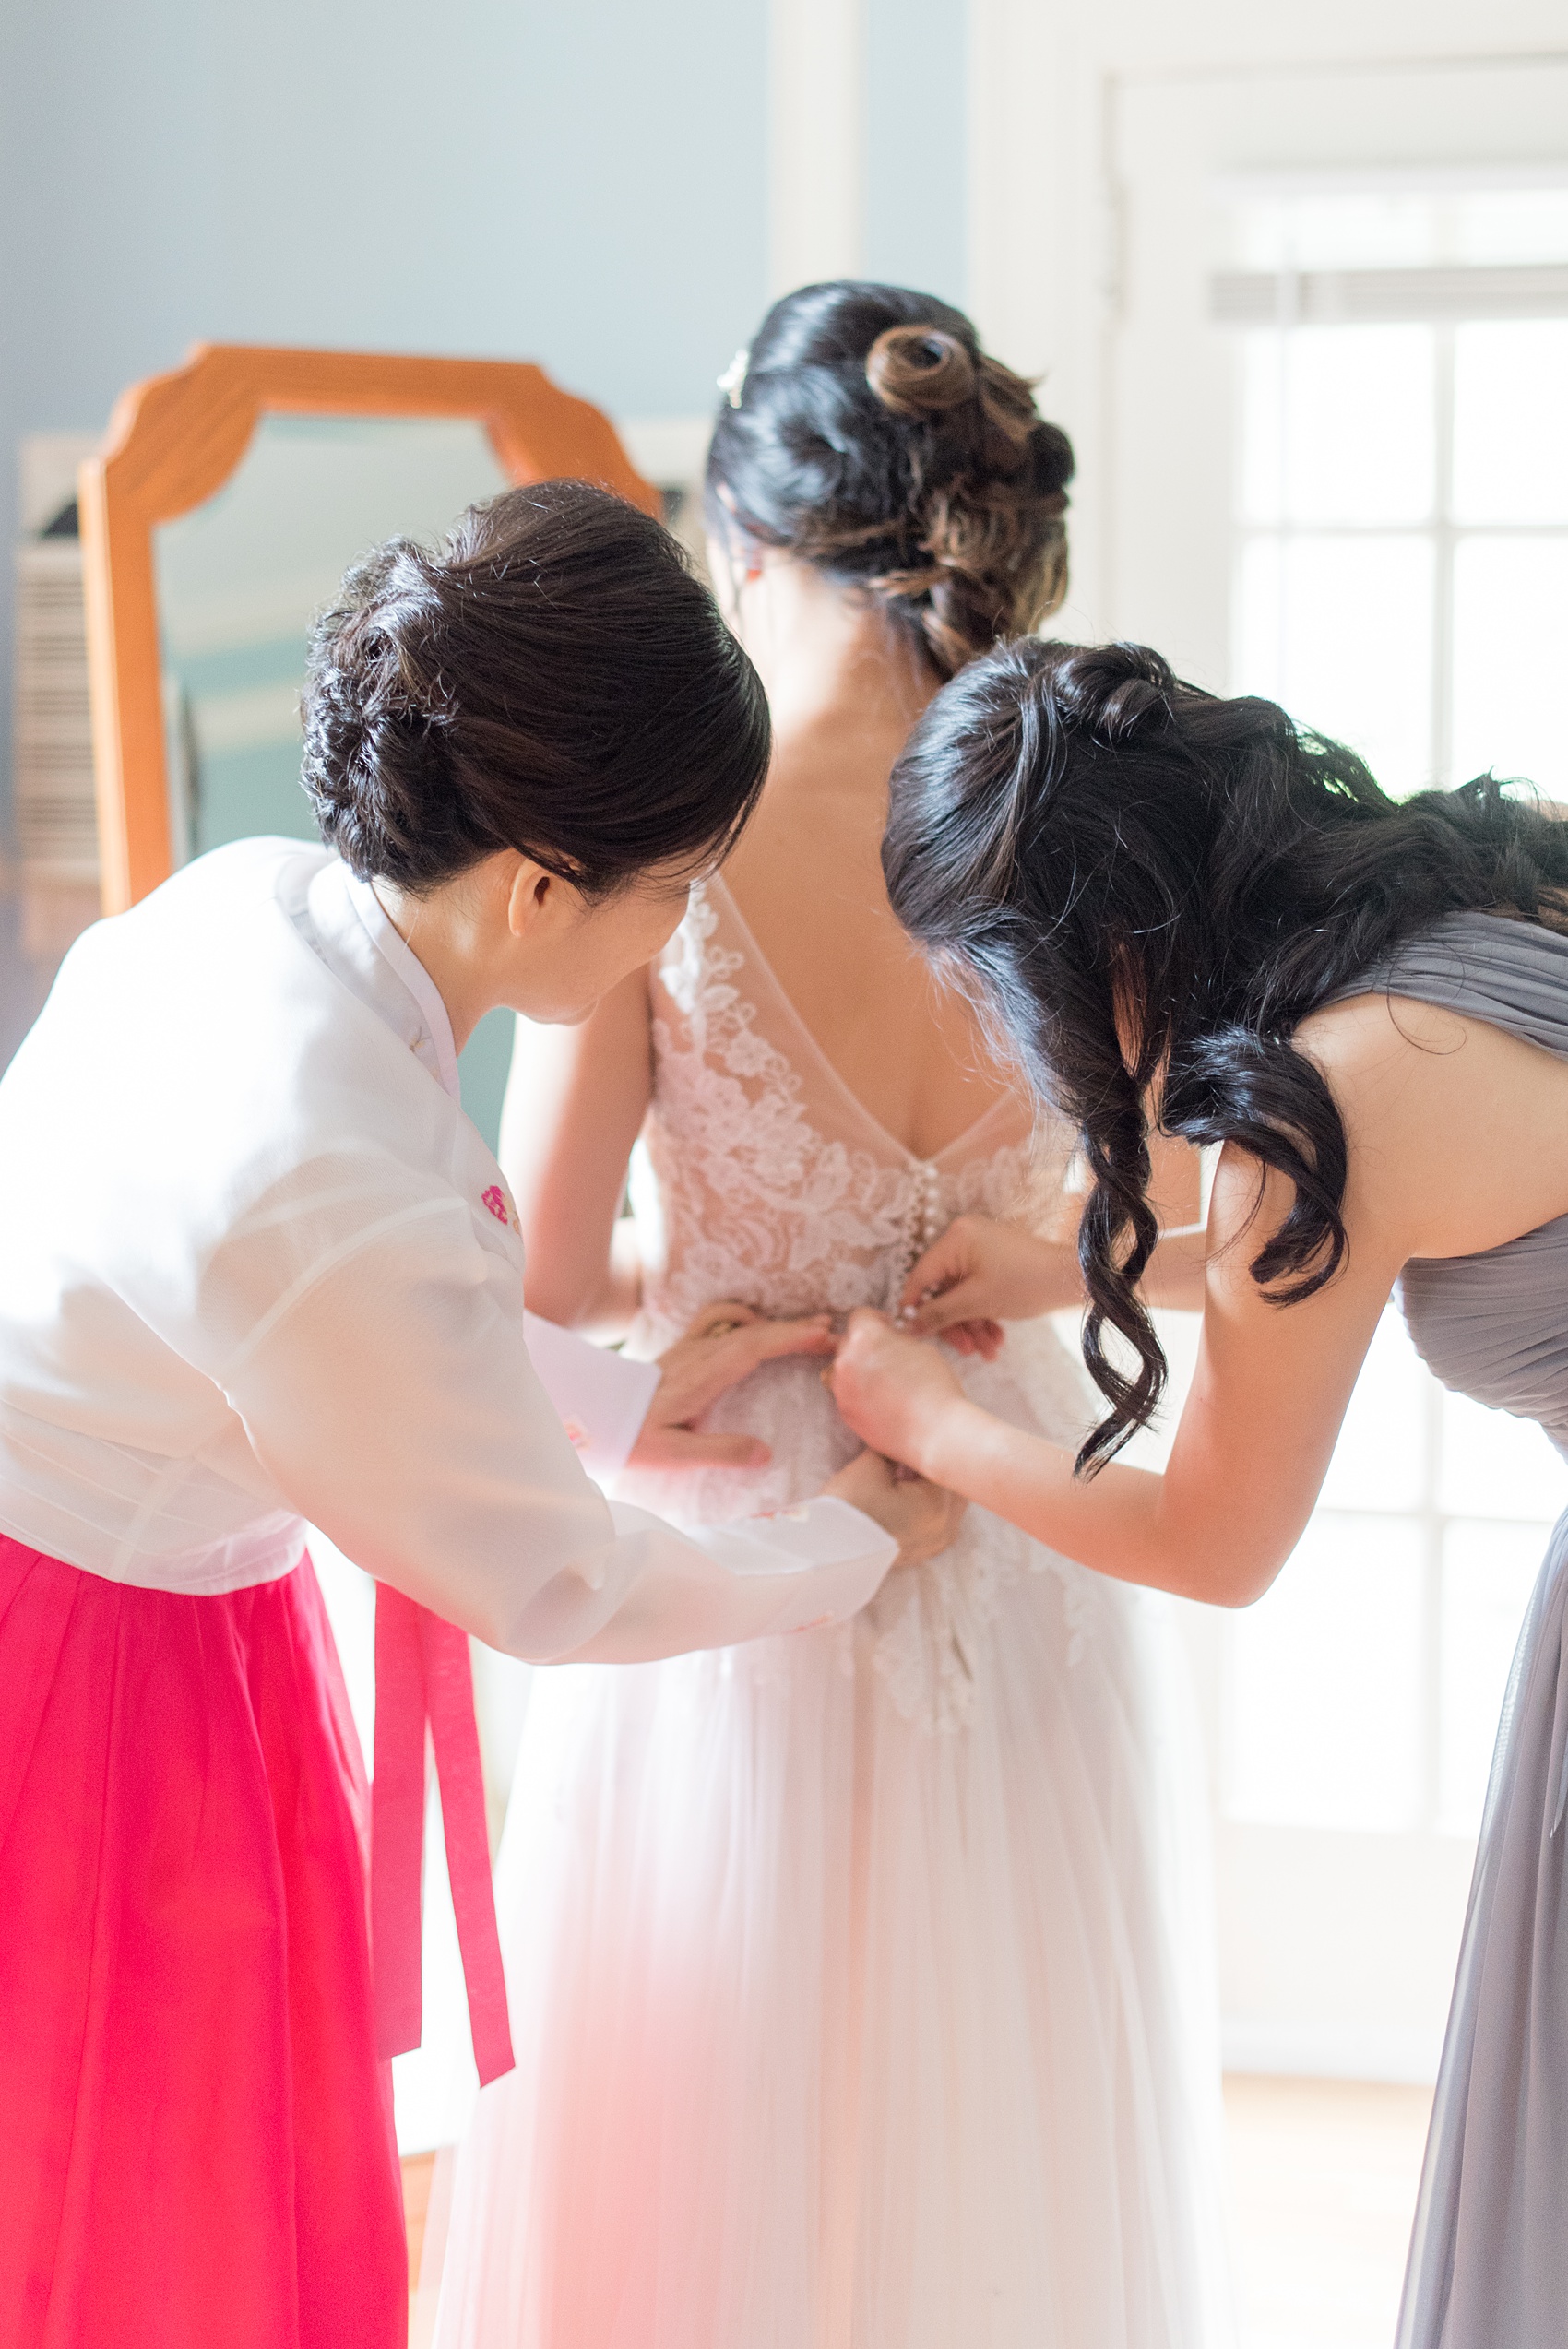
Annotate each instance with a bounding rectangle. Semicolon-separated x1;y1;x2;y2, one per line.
154;413;515;1137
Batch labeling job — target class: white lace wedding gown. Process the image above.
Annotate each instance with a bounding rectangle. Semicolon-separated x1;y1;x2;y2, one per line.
435;879;1233;2349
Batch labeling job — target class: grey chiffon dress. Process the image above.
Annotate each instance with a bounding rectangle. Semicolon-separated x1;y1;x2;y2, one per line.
1339;911;1568;2347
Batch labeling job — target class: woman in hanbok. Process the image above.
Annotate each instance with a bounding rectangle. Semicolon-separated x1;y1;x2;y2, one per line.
831;633;1568;2349
436;287;1232;2349
0;480;942;2349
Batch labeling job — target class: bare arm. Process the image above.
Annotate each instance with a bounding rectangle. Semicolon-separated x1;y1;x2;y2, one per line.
499;966;653;1335
903;1130;1209;1342
843;1152;1393;1605
901;1219;1209;1337
835;995;1568;1606
500;966;964;1517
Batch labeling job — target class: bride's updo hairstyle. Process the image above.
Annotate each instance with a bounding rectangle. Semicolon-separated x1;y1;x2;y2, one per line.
707;281;1074;678
885;635;1568;1469
303;479;770;894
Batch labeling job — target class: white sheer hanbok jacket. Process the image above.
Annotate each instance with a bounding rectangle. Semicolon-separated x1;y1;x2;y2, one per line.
0;840;895;1660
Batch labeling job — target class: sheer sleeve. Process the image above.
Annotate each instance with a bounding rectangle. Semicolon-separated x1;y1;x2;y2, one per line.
220;1194;895;1660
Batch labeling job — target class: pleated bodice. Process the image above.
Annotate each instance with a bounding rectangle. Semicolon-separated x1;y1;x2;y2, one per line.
1345;911;1568;1455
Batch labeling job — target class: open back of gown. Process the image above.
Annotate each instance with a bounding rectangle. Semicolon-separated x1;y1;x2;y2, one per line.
435;878;1234;2349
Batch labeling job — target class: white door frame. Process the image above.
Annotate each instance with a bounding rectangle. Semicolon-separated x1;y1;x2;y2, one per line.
965;0;1568;2079
965;0;1568;646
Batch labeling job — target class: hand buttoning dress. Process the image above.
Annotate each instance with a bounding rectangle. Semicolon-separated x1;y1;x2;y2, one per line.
435;876;1233;2349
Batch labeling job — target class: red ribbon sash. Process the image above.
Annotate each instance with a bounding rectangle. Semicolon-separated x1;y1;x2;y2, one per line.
370;1585;515;2087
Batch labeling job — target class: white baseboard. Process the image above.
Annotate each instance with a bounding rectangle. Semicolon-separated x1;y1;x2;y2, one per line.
1223;2015;1443;2085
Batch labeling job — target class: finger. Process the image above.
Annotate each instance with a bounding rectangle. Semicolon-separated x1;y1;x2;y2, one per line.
698;1318;837;1404
824;1447;897;1507
669;1315;837;1418
731;1316;837;1365
939;1318;1004;1361
830;1312;902;1382
837;1308;892;1354
686;1300;764;1338
909;1280;992;1336
898;1229;970;1315
634;1428;772;1468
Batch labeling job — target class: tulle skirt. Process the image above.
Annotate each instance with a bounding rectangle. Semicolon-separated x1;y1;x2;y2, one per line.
435;1329;1232;2349
0;1535;407;2349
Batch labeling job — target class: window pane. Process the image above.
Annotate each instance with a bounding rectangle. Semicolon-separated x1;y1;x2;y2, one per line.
1236;533;1433;796
1438;1520;1546;1833
1436;1386;1568;1521
1451;535;1568;796
1453;322;1568;526
1235;536;1285;695
1226;1516;1426;1832
1234;194;1440;273
1454;190;1568;267
1239;335;1286;526
1273;326;1435;526
1234;185;1568;273
1319;1306;1430;1513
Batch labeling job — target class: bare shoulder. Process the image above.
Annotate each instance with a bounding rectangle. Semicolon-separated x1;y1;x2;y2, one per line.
1293;988;1568;1259
1293;986;1563;1142
1294;988;1470;1091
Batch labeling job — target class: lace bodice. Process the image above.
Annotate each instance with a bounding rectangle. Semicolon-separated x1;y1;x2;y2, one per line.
613;879;1107;1737
629;879;1070;1345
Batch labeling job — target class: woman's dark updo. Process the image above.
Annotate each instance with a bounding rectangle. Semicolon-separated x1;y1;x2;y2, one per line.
303;479;770;894
885;635;1568;1470
708;282;1075;678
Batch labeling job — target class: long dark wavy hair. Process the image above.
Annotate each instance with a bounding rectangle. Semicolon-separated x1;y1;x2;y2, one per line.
884;636;1568;1471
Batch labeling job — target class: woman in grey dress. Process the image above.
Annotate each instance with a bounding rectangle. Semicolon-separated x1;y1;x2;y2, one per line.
827;635;1568;2347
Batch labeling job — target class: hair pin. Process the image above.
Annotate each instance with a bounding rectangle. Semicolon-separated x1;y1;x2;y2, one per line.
717;347;750;409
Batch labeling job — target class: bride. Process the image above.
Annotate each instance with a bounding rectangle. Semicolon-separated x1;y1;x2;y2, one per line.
435;283;1231;2348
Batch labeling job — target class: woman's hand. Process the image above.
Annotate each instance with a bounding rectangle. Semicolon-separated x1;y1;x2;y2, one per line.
900;1216;1080;1341
827;1310;968;1477
824;1447;966;1566
628;1301;836;1469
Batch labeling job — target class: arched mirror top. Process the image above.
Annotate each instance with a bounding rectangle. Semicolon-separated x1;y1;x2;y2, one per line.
78;343;659;912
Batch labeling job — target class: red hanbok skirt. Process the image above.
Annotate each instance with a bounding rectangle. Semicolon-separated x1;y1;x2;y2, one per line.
0;1534;407;2348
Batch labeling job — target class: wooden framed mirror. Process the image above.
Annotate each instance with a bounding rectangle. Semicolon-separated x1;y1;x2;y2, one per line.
77;344;659;914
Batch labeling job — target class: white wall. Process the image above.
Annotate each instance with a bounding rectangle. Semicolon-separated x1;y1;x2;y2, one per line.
0;0;774;845
965;0;1568;2077
966;0;1568;638
0;0;978;856
769;0;969;302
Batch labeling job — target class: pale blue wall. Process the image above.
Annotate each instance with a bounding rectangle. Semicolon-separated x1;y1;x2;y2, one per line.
0;0;770;824
865;0;968;305
0;0;771;1135
0;0;970;1138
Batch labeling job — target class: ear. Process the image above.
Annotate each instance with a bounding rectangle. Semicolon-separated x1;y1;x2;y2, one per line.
505;856;554;941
